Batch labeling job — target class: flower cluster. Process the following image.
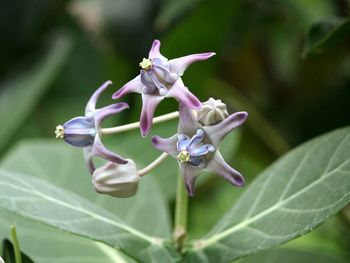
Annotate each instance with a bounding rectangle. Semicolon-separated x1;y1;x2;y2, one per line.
56;40;248;197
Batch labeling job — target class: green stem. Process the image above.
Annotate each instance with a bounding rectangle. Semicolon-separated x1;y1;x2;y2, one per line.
10;225;22;263
174;174;189;251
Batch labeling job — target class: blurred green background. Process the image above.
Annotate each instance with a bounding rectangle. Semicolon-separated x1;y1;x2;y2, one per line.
0;0;349;262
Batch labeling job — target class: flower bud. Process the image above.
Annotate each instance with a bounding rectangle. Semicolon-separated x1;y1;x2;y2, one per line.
92;160;140;198
196;98;229;126
0;256;4;263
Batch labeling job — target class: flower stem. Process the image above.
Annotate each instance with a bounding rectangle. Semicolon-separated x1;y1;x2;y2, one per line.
10;224;22;263
138;152;168;177
101;111;179;135
174;174;189;251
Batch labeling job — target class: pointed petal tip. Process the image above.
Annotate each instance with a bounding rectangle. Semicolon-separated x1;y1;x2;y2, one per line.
153;39;161;45
140;118;151;137
151;135;160;146
236;111;248;122
140;128;150;137
117;102;130;110
185;182;195;197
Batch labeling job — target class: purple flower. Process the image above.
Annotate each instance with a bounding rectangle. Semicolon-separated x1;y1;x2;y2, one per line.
55;81;129;174
112;39;215;136
152;103;248;196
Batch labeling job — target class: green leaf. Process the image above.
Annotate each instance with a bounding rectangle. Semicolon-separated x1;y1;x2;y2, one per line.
185;127;350;262
0;169;178;262
238;247;348;263
302;17;350;58
0;33;73;153
1;239;34;263
0;209;136;263
0;140;177;262
1;140;171;238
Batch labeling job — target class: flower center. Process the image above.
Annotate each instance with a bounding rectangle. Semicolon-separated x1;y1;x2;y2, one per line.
176;129;215;167
139;58;152;70
177;150;190;163
55;125;64;139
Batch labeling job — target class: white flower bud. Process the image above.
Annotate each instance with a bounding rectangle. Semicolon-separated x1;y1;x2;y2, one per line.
92;160;140;198
196;98;229;126
0;256;4;263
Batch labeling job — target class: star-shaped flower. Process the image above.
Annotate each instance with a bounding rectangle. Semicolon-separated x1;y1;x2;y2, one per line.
55;81;129;174
112;39;215;136
151;103;248;196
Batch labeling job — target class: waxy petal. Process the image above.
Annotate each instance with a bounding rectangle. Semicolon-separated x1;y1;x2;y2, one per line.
140;94;164;136
178;103;201;135
177;134;190;151
191;144;215;157
180;164;201;197
152;135;178;157
170;52;216;76
86;80;112;114
204;111;248;146
92;134;128;165
63;116;95;147
148;39;167;61
206;152;245;187
112;76;142;99
83;147;95;174
166;79;201;109
188;128;205;149
94;102;129;127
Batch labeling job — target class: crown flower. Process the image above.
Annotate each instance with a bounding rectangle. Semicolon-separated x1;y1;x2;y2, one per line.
55;81;129;174
152;103;248;196
112;39;215;136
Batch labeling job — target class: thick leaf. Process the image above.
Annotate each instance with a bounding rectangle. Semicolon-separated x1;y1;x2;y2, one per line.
184;127;350;262
0;170;178;263
238;247;348;263
1;140;171;238
0;209;136;263
2;239;34;263
302;17;350;58
0;140;174;262
0;33;73;153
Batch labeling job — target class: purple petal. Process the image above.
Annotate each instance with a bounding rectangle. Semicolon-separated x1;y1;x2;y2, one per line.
188;128;205;149
204;111;248;146
83;147;95;175
166;78;201;109
180;164;201;197
152;135;178;157
91;134;128;164
206;152;245;187
140;94;164;137
177;134;190;151
63;116;95;147
169;52;216;76
191;144;215;157
94;102;129;127
85;80;112;114
148;39;167;61
178;103;201;135
112;76;142;99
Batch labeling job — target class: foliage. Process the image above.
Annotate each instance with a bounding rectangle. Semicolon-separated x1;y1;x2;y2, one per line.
0;0;350;262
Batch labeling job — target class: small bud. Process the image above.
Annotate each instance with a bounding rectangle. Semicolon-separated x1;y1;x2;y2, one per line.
93;160;140;198
0;256;4;263
196;98;229;126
